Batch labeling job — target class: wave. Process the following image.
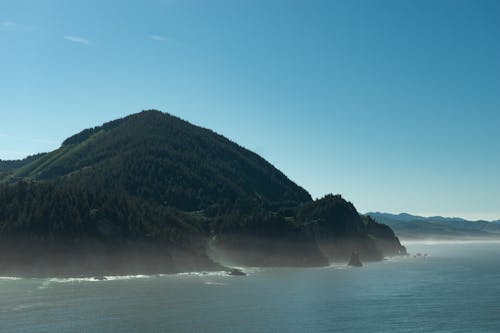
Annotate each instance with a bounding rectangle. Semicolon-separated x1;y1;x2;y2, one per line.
174;270;233;277
103;274;153;281
319;263;350;270
47;277;105;283
41;274;162;286
0;276;23;281
3;267;261;286
33;270;244;288
204;281;226;286
36;274;158;289
175;267;260;277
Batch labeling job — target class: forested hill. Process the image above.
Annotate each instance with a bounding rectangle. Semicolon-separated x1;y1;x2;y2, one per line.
2;110;311;211
0;110;406;276
0;153;46;175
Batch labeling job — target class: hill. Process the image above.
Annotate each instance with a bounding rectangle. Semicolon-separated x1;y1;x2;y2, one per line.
367;212;500;240
2;111;311;211
0;153;46;180
0;110;405;276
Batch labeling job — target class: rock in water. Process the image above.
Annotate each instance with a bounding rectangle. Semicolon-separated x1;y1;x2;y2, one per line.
228;268;246;276
348;252;363;267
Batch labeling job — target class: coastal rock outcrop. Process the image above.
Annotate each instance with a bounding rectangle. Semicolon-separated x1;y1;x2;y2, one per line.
348;252;363;267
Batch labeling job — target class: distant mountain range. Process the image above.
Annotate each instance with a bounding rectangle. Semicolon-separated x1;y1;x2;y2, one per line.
0;110;406;277
367;212;500;240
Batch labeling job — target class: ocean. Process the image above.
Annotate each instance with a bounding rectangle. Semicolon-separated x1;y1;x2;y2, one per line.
1;241;500;332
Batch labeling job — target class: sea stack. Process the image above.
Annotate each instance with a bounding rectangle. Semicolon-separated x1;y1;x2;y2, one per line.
348;252;363;267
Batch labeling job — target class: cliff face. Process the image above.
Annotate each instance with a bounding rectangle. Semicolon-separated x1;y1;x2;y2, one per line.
300;195;406;262
0;111;406;276
208;195;406;266
364;216;407;256
0;181;223;277
0;237;223;277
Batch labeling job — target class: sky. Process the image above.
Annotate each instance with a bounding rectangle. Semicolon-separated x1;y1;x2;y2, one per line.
1;0;500;220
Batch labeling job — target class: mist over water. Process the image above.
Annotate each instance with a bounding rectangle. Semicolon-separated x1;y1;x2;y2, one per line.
1;241;500;332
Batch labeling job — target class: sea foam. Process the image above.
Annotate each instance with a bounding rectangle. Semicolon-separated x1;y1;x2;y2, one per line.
0;276;23;281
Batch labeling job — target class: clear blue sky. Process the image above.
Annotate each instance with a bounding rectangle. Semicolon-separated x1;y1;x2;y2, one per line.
1;0;499;220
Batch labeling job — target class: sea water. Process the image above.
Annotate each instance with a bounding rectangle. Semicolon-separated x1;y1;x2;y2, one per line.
1;241;500;332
